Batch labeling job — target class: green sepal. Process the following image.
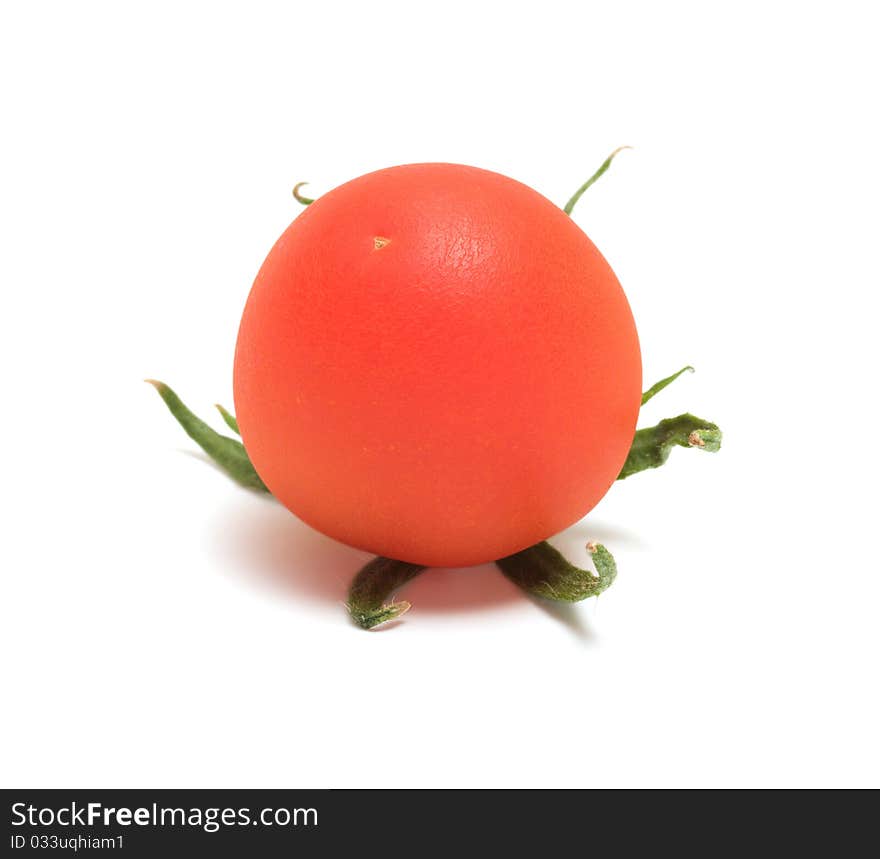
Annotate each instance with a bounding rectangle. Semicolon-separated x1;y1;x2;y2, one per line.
641;365;694;405
563;146;631;216
292;181;314;206
618;413;721;480
496;540;617;602
346;556;427;629
214;404;240;435
146;380;268;492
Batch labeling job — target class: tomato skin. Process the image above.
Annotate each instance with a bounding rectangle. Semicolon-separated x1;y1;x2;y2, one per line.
233;164;641;567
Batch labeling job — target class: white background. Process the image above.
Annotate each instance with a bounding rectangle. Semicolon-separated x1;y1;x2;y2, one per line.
2;1;878;788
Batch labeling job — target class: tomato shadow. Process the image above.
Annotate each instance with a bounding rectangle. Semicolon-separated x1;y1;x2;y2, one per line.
209;490;642;633
552;518;648;553
529;599;598;642
209;495;522;616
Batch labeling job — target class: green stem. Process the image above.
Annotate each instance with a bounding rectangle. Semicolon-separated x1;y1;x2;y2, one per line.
214;403;240;435
146;380;268;492
618;413;721;480
292;181;314;206
642;365;694;405
346;557;428;629
496;540;616;602
563;146;631;216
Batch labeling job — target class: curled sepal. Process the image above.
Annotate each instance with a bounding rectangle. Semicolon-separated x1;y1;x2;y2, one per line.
563;146;631;216
214;403;240;435
146;380;268;492
641;365;694;405
618;413;722;480
346;556;428;629
495;540;616;602
292;181;314;206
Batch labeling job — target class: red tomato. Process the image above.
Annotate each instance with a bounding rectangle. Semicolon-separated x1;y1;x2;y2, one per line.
233;164;641;566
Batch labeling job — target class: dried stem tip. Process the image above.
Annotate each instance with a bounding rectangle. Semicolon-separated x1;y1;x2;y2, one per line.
688;427;722;452
346;556;427;629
